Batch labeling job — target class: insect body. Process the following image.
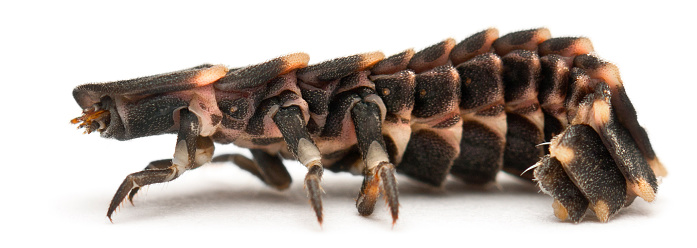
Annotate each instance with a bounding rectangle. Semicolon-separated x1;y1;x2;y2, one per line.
72;28;665;224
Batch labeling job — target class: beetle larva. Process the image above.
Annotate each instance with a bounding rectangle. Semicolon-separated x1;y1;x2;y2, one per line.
71;28;665;224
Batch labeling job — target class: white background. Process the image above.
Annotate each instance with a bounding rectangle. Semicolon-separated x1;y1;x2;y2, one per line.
1;0;693;247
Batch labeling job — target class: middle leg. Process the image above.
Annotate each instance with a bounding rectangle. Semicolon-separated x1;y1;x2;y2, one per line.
272;105;326;224
351;100;399;224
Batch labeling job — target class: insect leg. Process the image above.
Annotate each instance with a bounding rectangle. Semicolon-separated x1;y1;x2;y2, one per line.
211;149;292;190
351;100;399;223
127;159;171;204
106;109;213;221
271;106;325;224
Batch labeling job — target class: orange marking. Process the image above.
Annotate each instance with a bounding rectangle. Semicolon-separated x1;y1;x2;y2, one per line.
281;53;310;74
632;179;656;202
535;28;552;43
570;37;594;56
364;176;380;197
550;143;575;167
361;51;386;69
540;37;594;57
588;63;622;88
592;200;610;223
192;64;228;86
553;200;569;221
649;157;668;177
592;100;611;125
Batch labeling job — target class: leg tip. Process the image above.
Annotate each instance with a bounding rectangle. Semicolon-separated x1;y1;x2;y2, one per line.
356;175;379;216
316;214;323;227
356;194;377;216
127;188;139;206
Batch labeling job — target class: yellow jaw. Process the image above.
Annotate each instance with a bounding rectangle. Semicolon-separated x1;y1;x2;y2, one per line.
71;109;109;134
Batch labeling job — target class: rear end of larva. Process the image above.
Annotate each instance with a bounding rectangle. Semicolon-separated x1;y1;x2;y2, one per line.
72;28;665;225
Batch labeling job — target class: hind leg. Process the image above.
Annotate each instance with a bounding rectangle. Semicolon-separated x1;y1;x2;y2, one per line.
212;149;291;190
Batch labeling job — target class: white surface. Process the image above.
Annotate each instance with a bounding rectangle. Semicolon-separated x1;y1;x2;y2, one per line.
1;0;693;247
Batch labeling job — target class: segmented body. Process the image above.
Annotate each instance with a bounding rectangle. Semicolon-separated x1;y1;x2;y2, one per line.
72;28;665;224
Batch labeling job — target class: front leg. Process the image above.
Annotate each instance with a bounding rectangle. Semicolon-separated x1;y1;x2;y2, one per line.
126;159;171;204
106;109;213;221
